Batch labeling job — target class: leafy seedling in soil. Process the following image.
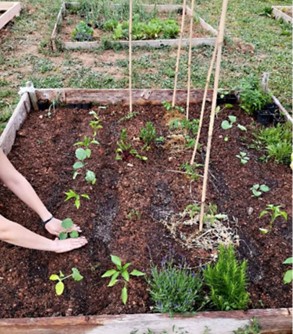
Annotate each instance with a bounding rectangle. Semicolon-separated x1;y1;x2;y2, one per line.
140;121;157;149
101;255;145;304
89;110;103;137
181;162;202;181
250;184;270;197
85;170;96;185
221;115;237;130
118;111;139;123
59;218;79;240
162;100;184;113
74;136;99;149
73;147;91;179
184;203;227;225
50;267;83;296
259;204;288;233
64;189;90;209
116;129;147;161
283;257;293;284
236;151;249;165
72;21;94;41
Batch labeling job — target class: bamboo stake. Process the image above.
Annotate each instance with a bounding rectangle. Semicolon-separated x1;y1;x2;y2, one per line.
186;0;196;120
190;43;218;165
198;0;229;232
129;0;133;113
172;0;187;108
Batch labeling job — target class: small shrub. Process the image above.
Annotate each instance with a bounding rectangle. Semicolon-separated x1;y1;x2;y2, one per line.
203;244;250;310
148;261;203;314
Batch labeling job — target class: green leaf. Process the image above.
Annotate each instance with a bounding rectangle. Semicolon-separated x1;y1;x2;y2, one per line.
122;262;132;270
75;148;87;161
221;120;232;130
283;257;293;264
252;189;262;197
49;274;60;281
111;255;122;268
281;211;288;221
55;281;65;295
81;194;90;199
73;161;84;170
65;189;77;201
237;124;247;131
85;148;91;158
130;269;145;276
259;228;269;234
102;269;117;278
72;267;84;281
228;115;237;123
121;270;130;282
260;185;270;192
283;269;293;284
121;286;128;304
108;271;120;287
75;198;80;209
259;210;268;218
59;232;68;240
61;218;74;229
70;230;79;238
85;170;96;184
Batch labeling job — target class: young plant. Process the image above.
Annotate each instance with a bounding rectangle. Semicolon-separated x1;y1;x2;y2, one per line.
73;147;91;179
101;255;145;304
184;203;227;225
259;204;288;231
221;115;237;130
64;189;90;209
58;218;79;240
236;151;249;165
148;260;203;314
126;209;141;221
116;129;147;161
140;121;157;149
283;257;293;284
72;21;94;41
74;136;99;149
250;184;270;197
181;162;202;181
50;267;83;296
85;170;96;185
162;101;184;113
89;110;103;137
203;244;250;310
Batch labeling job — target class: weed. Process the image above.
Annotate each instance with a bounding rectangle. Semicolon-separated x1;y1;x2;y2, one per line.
203;244;250;310
102;255;145;304
283;257;293;284
49;267;83;296
59;218;79;240
233;318;261;334
64;189;90;209
126;209;141;221
259;204;287;231
184;203;227;225
236;151;249;165
118;111;139;122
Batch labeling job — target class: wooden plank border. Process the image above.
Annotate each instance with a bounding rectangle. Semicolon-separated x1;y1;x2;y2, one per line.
50;2;217;51
0;2;21;30
272;6;293;24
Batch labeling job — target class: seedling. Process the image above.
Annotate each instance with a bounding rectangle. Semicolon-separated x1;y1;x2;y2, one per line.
85;170;96;185
181;162;202;181
58;218;79;240
250;184;270;197
74;136;99;148
89;110;103;136
116;129;147;161
65;189;90;209
72;21;94;41
73;147;91;179
140;122;157;149
102;255;145;304
126;209;141;221
236;151;249;164
50;267;83;296
283;257;293;284
162;101;184;113
221;115;237;130
118;111;139;123
259;204;288;230
184;203;227;225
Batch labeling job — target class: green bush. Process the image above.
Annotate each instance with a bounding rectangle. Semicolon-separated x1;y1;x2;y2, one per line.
203;244;250;311
149;261;203;314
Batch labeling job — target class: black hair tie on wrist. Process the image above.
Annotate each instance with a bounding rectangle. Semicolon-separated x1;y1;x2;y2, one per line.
43;215;54;225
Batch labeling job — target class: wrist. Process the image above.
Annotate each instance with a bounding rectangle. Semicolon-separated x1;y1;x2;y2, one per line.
39;209;53;223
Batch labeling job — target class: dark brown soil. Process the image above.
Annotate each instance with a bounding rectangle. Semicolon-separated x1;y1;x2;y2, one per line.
0;102;291;318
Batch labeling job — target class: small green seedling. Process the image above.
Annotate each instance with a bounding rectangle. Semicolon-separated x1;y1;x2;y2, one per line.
250;184;270;197
50;267;83;296
65;189;90;209
236;151;249;164
85;170;96;185
283;257;293;284
181;162;202;181
89;110;103;136
221;115;237;130
118;111;139;123
74;136;99;148
116;129;147;161
162;101;184;113
73;147;91;179
140;121;157;149
259;204;288;231
126;209;141;221
59;218;79;240
102;255;145;304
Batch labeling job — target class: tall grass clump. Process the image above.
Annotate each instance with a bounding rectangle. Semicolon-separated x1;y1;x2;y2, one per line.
203;244;250;311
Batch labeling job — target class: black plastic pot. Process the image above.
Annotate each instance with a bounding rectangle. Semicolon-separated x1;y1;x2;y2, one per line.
254;103;283;126
216;92;238;105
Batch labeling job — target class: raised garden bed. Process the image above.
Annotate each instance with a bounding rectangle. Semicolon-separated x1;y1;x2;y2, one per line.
0;1;21;30
272;6;293;24
0;88;291;333
50;3;217;51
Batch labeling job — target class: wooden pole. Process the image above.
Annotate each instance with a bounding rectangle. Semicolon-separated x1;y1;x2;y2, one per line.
129;0;133;113
190;44;218;165
186;0;196;120
198;0;229;232
172;0;187;108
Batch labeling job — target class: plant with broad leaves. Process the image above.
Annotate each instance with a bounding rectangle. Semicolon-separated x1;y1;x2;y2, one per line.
250;184;270;197
221;115;237;130
236;151;249;165
101;255;145;305
59;218;79;240
73;147;91;179
89;110;103;137
283;257;293;284
85;170;96;185
259;204;287;232
64;189;90;209
50;268;83;296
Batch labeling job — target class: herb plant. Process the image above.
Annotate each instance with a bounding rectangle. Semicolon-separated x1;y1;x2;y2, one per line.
203;244;250;310
259;204;288;230
236;151;249;164
250;184;270;197
49;267;83;296
283;257;293;284
72;21;94;41
101;255;145;304
148;260;203;314
59;218;79;240
65;189;90;209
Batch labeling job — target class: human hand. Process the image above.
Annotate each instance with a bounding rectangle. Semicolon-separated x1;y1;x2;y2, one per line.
52;236;88;253
45;217;82;237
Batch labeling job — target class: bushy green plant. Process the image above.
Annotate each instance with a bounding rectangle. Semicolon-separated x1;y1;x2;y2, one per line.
140;121;157;148
203;244;250;310
72;21;94;41
148;261;203;314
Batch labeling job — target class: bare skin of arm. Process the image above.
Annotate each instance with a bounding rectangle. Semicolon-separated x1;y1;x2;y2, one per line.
0;149;88;252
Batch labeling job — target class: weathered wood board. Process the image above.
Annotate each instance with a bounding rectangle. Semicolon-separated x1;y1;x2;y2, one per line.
0;2;21;30
272;6;293;24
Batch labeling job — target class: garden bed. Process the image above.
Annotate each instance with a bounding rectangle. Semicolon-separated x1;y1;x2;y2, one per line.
0;2;21;30
51;3;217;51
272;6;293;24
0;88;291;333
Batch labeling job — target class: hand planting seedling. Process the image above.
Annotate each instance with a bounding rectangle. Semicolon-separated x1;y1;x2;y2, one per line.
65;189;90;209
283;257;293;284
236;151;249;164
59;218;79;240
250;184;270;197
102;255;145;304
115;129;147;161
50;267;83;296
259;204;288;232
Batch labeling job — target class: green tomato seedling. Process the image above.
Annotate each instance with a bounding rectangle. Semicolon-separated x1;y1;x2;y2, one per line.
50;267;83;296
65;189;90;209
59;218;79;240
